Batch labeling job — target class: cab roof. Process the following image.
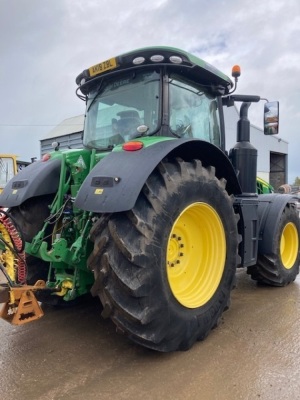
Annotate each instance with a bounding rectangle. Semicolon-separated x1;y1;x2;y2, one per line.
76;46;233;95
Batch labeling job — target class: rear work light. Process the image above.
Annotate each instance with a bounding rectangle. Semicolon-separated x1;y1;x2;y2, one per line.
122;141;144;151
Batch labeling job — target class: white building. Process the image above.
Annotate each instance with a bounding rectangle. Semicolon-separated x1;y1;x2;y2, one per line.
223;106;288;189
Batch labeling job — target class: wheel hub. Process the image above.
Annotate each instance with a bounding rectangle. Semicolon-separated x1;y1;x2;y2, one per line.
280;222;299;269
167;234;184;267
167;202;226;309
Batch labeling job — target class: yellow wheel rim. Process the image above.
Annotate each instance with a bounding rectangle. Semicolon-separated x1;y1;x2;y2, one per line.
167;202;226;308
280;222;299;269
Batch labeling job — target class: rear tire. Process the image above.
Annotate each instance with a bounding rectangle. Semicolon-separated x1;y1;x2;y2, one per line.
88;158;239;352
247;204;300;286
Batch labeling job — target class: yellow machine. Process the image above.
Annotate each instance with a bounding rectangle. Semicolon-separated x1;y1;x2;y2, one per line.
0;155;30;193
0;155;17;193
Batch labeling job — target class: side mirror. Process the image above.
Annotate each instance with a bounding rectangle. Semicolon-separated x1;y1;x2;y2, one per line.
264;101;279;135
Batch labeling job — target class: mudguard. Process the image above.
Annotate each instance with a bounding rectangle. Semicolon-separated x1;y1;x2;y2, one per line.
257;193;298;254
75;138;242;213
0;159;61;207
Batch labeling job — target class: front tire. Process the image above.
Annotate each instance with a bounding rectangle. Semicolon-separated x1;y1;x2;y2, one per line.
247;203;300;286
88;158;239;351
9;195;53;285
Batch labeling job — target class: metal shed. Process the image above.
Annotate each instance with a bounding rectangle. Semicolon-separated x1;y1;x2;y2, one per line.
41;115;84;154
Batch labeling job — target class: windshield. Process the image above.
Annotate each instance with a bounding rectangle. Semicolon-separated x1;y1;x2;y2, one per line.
84;70;160;149
169;75;221;146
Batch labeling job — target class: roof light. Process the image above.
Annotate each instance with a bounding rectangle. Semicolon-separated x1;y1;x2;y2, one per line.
122;141;144;151
169;55;183;64
150;55;164;62
232;65;241;78
52;141;60;151
137;125;149;134
133;57;145;65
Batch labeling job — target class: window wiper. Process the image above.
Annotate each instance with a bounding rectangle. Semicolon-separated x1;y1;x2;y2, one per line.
87;80;103;112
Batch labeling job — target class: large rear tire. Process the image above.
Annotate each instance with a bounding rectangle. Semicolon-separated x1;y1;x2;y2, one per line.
88;158;239;352
247;204;300;286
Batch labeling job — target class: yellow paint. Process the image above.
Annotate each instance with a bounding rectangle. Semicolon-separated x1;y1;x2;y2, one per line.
0;224;16;282
55;279;73;297
167;202;226;308
280;222;299;269
0;154;18;193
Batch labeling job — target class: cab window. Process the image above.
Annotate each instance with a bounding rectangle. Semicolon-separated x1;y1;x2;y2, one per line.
169;75;221;146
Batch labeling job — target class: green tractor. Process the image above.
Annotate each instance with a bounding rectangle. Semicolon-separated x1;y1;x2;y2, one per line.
0;47;299;352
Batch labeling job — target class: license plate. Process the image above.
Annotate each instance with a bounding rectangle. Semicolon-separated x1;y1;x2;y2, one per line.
88;57;117;77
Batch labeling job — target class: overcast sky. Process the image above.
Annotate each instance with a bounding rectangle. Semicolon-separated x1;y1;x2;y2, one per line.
1;0;299;182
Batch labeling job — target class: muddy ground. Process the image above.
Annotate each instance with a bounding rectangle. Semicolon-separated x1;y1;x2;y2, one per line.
0;269;299;400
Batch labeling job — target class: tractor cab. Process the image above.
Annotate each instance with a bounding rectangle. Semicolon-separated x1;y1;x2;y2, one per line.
76;47;234;152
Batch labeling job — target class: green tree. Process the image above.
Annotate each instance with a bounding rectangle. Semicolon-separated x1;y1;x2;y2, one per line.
293;176;300;186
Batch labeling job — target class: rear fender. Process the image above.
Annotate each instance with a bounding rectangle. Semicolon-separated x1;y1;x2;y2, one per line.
75;138;241;213
0;159;61;207
257;193;298;254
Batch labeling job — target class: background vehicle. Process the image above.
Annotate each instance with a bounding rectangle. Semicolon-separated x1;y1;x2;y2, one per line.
0;155;29;193
0;47;299;352
256;176;274;194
